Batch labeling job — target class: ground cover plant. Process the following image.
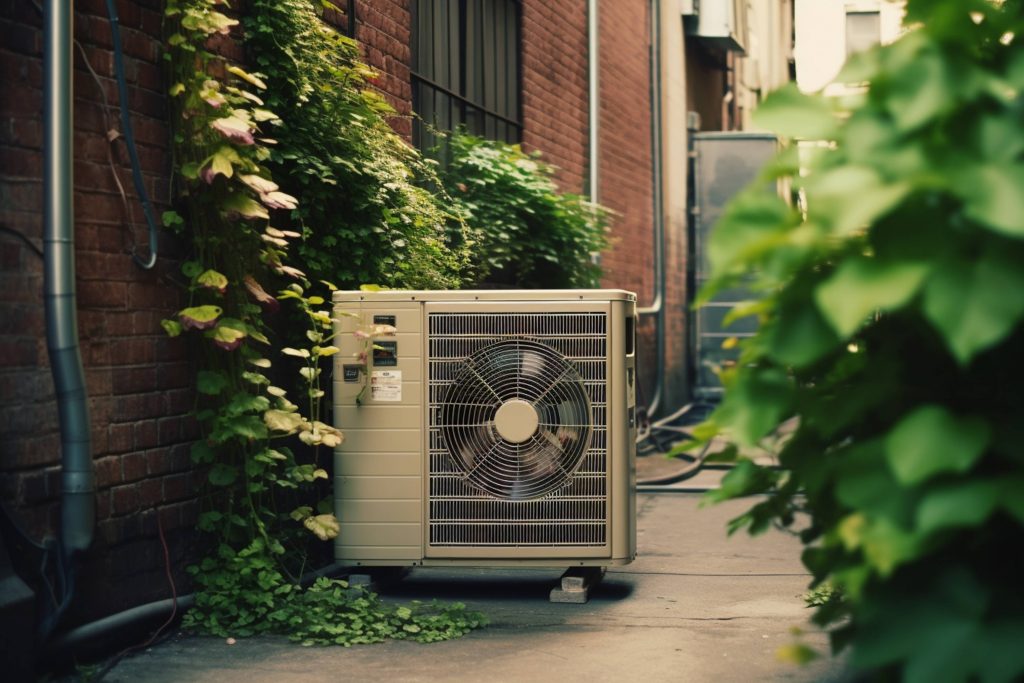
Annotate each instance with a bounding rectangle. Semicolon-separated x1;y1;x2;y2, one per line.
162;0;484;644
691;1;1024;680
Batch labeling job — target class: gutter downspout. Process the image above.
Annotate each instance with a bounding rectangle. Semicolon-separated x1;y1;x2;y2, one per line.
637;0;666;416
587;0;599;203
45;0;95;566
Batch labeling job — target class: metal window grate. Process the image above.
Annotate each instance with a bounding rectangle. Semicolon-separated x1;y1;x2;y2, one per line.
428;312;609;547
411;0;522;151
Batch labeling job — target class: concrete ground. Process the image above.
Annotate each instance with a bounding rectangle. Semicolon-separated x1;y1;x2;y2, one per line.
104;490;848;683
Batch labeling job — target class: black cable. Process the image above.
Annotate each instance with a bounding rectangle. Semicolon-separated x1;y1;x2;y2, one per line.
105;0;159;269
29;0;160;269
0;224;44;259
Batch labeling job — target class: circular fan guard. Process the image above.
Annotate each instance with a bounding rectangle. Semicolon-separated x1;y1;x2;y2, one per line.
440;339;593;500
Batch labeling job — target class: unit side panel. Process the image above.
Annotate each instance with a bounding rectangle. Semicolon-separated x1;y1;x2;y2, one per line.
333;301;425;563
610;299;638;562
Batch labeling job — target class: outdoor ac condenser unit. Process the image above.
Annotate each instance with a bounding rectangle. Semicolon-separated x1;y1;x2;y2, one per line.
332;289;637;568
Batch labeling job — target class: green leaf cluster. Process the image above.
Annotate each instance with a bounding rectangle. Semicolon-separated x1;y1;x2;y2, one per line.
184;564;487;646
438;132;611;288
243;0;469;290
696;1;1024;680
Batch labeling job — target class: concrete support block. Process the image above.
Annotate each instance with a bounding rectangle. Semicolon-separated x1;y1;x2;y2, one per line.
549;566;605;603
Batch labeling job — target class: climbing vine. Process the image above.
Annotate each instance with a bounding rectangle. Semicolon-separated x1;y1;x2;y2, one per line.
162;0;484;642
690;0;1024;679
243;0;470;291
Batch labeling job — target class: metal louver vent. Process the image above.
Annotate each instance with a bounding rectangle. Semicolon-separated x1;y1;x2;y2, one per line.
428;312;608;547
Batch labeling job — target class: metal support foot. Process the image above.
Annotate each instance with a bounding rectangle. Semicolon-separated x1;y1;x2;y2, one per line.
346;567;410;592
549;566;605;603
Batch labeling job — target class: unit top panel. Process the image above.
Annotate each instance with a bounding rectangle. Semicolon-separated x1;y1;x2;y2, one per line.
333;289;637;304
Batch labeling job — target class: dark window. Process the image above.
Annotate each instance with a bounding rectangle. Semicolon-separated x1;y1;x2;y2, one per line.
411;0;522;151
845;11;880;57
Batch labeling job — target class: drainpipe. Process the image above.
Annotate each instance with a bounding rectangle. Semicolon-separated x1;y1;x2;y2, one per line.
637;0;666;416
45;0;95;563
587;0;599;203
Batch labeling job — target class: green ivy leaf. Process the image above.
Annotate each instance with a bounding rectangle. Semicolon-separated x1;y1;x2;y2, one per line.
264;409;304;433
179;305;223;331
227;65;268;90
207;148;235;180
714;368;793;446
922;250;1024;363
208;463;238;487
953;163;1024;237
181;260;202;278
160;318;183;338
815;258;930;338
765;299;838;367
221;193;270;221
161;210;184;228
751;83;837;140
209;324;246;351
885;405;991;486
916;480;999;535
303;513;340;541
197;370;229;395
196;269;229;294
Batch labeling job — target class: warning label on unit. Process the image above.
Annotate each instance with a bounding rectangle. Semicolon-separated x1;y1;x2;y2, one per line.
370;370;402;402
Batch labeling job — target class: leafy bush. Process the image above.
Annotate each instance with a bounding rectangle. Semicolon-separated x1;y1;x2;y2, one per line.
440;132;610;288
244;0;469;290
695;1;1024;680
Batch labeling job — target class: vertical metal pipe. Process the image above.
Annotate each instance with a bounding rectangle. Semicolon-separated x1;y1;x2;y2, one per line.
637;0;666;416
587;0;600;202
45;0;94;558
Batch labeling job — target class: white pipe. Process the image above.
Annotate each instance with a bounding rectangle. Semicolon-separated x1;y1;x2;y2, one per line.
638;0;666;416
587;0;600;202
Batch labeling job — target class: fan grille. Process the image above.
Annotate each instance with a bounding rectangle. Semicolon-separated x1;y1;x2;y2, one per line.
428;312;608;547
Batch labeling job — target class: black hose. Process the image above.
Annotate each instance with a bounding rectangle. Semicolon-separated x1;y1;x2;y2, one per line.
105;0;159;269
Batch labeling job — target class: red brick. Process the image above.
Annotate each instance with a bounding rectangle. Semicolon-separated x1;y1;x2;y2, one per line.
107;422;134;454
110;483;140;516
122;451;148;482
162;472;192;503
94;455;123;487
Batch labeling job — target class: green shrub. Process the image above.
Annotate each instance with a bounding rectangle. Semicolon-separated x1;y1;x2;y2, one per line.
695;1;1024;680
244;0;469;290
440;132;610;288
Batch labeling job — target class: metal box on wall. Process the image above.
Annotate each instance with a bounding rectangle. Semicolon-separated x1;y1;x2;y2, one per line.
691;132;778;398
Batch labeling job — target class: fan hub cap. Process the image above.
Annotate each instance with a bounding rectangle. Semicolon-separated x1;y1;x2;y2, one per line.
494;399;539;444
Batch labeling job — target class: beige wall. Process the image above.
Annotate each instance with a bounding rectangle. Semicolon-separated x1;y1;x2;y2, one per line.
794;0;905;93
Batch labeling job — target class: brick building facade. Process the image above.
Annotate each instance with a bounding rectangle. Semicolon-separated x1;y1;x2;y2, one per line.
1;0;784;640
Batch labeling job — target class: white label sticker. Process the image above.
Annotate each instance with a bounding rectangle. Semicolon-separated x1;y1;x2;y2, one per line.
370;370;402;402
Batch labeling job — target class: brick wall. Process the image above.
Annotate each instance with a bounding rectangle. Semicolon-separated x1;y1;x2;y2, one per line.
520;0;589;193
0;0;198;624
323;0;415;139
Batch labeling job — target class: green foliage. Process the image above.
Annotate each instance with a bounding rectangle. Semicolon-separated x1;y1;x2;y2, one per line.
694;1;1024;680
184;557;486;645
164;0;484;646
243;0;468;290
439;132;610;288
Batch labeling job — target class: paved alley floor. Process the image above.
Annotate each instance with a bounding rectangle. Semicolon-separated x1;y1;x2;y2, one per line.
105;493;848;682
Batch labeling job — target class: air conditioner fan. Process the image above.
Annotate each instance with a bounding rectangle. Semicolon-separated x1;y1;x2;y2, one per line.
440;339;593;500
